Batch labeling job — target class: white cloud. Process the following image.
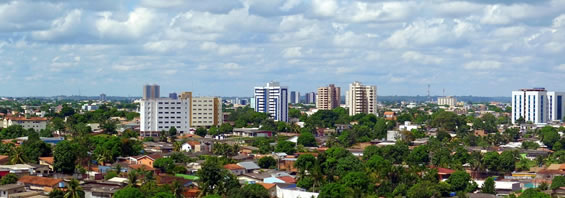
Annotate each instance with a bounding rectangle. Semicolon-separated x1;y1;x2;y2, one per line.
401;51;443;64
32;10;82;40
463;60;502;70
282;47;303;58
312;0;338;17
95;8;158;39
555;64;565;71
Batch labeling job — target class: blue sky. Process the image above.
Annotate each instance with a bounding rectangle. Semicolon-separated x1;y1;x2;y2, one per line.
1;0;565;97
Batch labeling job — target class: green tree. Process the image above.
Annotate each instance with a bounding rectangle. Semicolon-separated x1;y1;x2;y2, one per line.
154;158;175;173
9;147;26;165
341;171;370;198
296;154;316;176
274;141;296;155
447;171;472;192
114;187;143;198
518;189;550;198
230;184;270;198
152;192;175;198
552;176;565;190
49;189;65;198
318;183;348;198
499;151;517;172
54;141;78;174
197;157;241;196
482;151;500;172
0;173;18;184
289;109;301;119
298;132;317;147
257;156;276;169
195;127;207;137
168;127;177;137
64;179;85;198
481;177;495;194
541;126;559;149
407;181;440;198
219;123;233;134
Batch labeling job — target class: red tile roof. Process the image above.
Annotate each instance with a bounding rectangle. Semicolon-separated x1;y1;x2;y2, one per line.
258;182;276;190
5;116;48;121
39;157;54;165
277;176;296;184
436;167;456;175
18;176;63;187
129;164;155;171
224;164;244;170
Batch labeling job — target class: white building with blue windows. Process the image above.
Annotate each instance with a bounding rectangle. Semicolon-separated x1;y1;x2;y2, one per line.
254;81;289;122
511;88;565;124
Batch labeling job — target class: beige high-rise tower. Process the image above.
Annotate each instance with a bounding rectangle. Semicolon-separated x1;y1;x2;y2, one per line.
180;92;223;128
346;81;377;116
317;84;341;110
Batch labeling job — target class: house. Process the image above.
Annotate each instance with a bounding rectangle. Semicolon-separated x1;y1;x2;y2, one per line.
239;172;271;184
181;141;201;152
258;183;276;198
435;167;456;180
0;184;25;198
386;131;401;142
0;156;9;165
275;185;318;198
127;154;162;168
38;157;54;171
315;128;336;137
398;121;419;131
276;176;296;184
128;164;157;174
474;180;521;196
232;128;273;137
82;181;125;198
2;117;48;131
17;176;64;192
383;111;396;121
142;142;173;153
278;156;297;173
335;124;352;134
224;164;245;176
237;161;260;173
6;191;42;198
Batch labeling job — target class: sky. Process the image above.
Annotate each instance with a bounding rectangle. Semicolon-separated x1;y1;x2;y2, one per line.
1;0;565;97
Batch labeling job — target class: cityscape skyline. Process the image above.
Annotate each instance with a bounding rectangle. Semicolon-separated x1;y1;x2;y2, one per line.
1;0;565;97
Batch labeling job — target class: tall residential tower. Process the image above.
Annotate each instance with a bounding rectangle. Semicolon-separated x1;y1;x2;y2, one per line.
511;88;565;124
317;84;341;110
346;81;377;116
254;81;289;122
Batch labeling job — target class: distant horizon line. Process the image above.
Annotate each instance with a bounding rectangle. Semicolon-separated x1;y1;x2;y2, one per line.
0;95;512;98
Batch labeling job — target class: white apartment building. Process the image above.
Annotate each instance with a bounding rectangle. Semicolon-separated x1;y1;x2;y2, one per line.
2;117;48;132
179;92;223;128
437;96;457;107
346;81;377;116
254;81;289;122
139;98;191;135
511;88;565;124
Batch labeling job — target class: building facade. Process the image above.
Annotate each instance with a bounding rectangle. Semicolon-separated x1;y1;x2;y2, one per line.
346;81;377;116
289;91;300;104
305;92;316;104
437;96;457;107
317;84;341;110
2;117;48;131
139;98;191;135
511;88;565;124
254;81;289;122
143;84;160;99
179;92;223;128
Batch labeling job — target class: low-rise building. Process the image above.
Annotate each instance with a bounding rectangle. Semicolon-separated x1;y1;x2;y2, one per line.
17;176;64;192
224;164;245;176
2;117;48;132
0;184;25;198
232;128;273;137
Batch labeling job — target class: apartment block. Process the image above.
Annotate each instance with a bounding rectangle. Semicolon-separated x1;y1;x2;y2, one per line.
139;97;191;135
346;81;377;116
317;84;341;110
512;88;565;124
2;117;48;132
305;92;316;104
180;92;223;128
143;84;160;99
437;96;457;107
254;81;289;122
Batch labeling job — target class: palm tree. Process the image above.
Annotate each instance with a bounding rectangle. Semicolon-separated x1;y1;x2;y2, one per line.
64;179;85;198
173;141;183;152
9;147;26;165
172;181;184;198
96;149;112;166
127;171;138;187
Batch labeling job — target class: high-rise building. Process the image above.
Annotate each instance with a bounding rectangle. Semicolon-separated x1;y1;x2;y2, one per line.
305;92;316;104
99;93;106;101
511;88;565;124
254;81;289;122
437;96;457;107
179;92;223;128
346;81;377;116
169;93;178;99
139;97;190;136
143;84;160;99
317;84;341;110
290;91;300;104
